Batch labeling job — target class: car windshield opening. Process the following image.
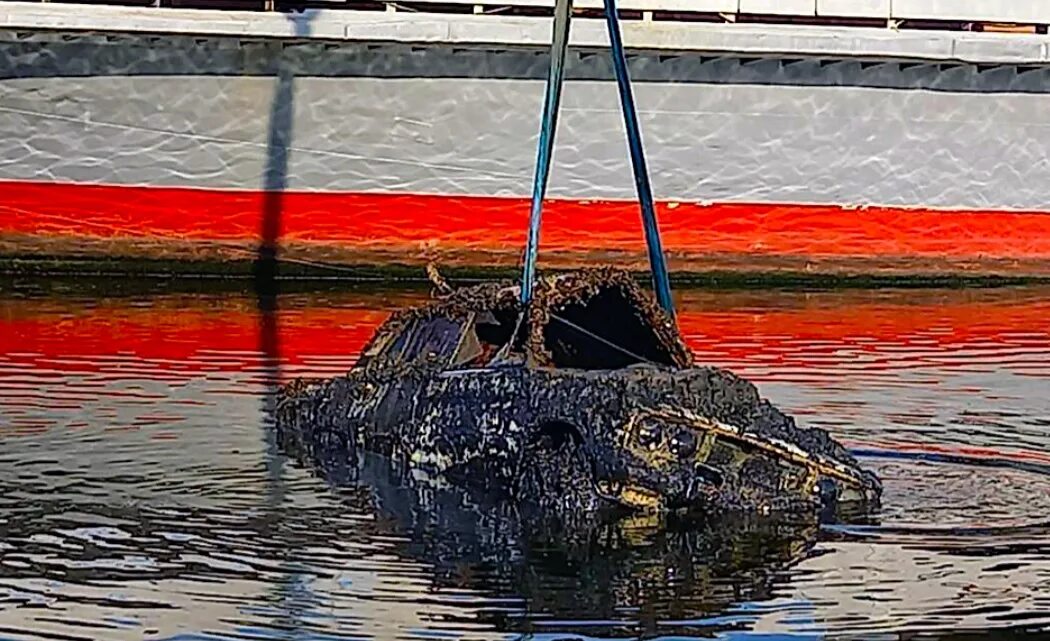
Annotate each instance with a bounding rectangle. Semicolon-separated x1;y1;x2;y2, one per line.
541;285;678;370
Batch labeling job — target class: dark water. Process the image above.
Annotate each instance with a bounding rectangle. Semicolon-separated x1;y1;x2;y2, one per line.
1;279;1049;640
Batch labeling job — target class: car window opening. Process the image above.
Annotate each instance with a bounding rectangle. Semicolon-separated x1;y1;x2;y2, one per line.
542;286;678;370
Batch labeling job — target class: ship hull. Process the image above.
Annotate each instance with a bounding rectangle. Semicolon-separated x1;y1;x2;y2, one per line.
3;28;1050;276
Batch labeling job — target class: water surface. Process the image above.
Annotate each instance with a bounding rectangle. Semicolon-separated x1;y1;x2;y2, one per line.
1;279;1049;640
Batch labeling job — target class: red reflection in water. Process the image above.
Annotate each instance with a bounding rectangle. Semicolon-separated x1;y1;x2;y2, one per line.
2;288;1048;378
2;286;1049;464
0;296;393;377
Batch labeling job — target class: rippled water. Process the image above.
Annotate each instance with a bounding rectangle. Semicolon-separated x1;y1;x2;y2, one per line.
1;278;1049;640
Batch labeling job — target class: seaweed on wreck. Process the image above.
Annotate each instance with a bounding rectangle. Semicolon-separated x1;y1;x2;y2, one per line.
276;268;881;523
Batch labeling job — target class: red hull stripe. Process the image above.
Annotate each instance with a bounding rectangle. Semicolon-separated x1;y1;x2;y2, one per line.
3;180;1050;258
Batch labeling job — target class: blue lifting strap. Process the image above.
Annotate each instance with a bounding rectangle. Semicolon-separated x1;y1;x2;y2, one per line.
520;0;675;319
520;0;572;307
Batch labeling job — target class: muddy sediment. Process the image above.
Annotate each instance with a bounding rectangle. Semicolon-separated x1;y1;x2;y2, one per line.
277;268;881;521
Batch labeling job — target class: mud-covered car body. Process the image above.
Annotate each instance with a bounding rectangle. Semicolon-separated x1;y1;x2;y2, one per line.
277;269;881;519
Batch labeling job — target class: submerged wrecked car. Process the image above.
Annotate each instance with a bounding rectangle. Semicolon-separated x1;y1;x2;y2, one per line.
277;268;881;520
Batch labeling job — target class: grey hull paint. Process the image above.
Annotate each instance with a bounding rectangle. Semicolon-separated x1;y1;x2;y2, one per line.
2;31;1050;210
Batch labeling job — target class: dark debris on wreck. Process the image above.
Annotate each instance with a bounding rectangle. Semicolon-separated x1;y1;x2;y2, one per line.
276;268;882;525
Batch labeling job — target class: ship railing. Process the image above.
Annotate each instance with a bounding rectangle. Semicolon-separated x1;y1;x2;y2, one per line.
11;0;1050;33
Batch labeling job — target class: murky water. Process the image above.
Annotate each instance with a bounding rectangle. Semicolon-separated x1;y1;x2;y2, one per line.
1;278;1049;640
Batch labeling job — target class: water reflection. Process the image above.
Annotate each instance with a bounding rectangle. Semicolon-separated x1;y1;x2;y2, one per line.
0;279;1049;639
349;453;822;639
